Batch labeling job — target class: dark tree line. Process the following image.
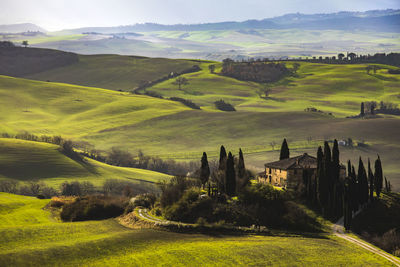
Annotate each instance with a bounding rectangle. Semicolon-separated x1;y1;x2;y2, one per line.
284;53;400;67
302;140;386;229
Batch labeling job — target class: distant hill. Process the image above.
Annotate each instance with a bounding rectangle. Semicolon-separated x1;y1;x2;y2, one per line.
60;9;400;33
0;47;197;90
0;23;46;33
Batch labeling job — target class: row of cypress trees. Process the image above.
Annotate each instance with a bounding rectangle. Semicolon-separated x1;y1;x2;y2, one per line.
200;146;247;197
303;139;385;229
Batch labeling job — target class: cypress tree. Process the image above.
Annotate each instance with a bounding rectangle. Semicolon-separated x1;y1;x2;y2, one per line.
316;146;327;211
360;102;365;117
279;138;290;160
219;145;227;171
347;160;352;177
200;152;210;188
357;157;368;206
368;159;374;202
351;165;359;212
332;140;340;181
323;141;333;217
374;156;383;198
225;152;236;197
237;148;246;179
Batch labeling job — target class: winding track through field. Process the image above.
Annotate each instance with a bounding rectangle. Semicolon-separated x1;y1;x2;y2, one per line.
333;217;400;266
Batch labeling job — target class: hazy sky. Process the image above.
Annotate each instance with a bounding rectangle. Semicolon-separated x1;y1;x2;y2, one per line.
1;0;399;31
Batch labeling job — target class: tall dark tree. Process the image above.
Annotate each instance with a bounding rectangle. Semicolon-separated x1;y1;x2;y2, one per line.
332;140;342;218
374;156;383;198
360;102;365;117
323;141;333;217
237;148;246;179
279;138;290;160
316;146;327;211
219;145;227;171
357;157;368;206
347;160;352;177
332;140;340;181
200;152;210;188
368;159;374;202
225;152;236;197
351;165;359;212
343;177;353;230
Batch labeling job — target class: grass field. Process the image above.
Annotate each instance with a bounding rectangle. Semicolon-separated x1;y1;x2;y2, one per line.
25;54;198;91
1;57;400;189
0;138;171;189
0;192;395;266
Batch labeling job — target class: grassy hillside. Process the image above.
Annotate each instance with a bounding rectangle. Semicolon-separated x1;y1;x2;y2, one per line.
0;47;198;91
25;54;198;91
1;61;400;190
148;61;400;117
0;193;394;266
0;138;171;189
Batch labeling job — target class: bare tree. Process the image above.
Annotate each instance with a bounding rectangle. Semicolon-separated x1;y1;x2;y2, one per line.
172;77;189;90
270;141;276;151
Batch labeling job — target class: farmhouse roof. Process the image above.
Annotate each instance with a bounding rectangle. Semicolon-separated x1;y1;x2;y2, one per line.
264;153;317;170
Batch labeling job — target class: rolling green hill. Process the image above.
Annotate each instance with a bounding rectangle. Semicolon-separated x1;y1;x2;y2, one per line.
0;138;171;189
0;47;198;91
0;193;394;266
1;57;400;190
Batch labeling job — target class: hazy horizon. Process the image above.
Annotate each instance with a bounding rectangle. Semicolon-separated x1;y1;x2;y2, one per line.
0;0;399;31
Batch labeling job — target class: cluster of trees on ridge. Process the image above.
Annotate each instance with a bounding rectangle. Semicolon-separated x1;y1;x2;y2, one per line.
221;58;291;83
241;52;400;67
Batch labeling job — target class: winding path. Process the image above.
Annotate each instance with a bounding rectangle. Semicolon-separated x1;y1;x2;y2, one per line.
137;209;171;224
333;217;400;266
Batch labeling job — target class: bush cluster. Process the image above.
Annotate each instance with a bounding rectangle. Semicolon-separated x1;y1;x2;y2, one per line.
214;100;236;112
169;97;201;110
60;195;128;222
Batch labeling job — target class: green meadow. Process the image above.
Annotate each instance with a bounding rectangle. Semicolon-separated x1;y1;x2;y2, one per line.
0;138;171;189
25;54;197;91
1;57;400;189
0;193;395;266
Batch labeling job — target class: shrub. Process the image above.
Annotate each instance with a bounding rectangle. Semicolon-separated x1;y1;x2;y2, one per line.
132;193;156;208
60;195;128;222
0;180;19;193
159;176;200;208
169;97;201;109
214;100;236;112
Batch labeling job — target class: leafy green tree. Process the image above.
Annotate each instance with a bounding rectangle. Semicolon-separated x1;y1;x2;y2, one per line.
22;40;29;48
225;152;236;197
338;53;345;60
208;64;216;73
374;156;383;198
172;77;189;90
279;138;290;160
200;152;210;188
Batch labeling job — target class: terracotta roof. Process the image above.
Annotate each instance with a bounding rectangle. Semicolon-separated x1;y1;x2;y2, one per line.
265;153;317;170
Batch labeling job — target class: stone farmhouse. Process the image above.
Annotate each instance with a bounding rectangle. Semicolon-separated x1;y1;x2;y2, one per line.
258;153;346;189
